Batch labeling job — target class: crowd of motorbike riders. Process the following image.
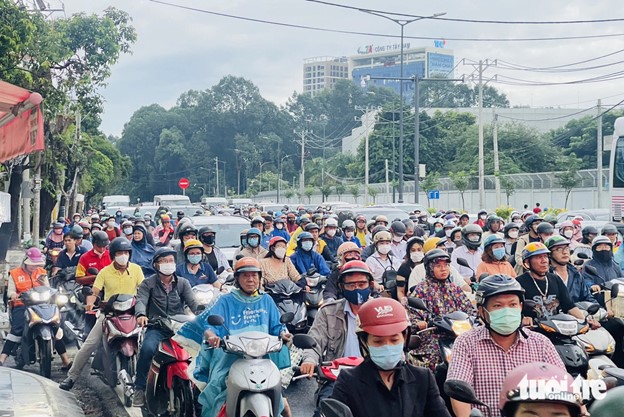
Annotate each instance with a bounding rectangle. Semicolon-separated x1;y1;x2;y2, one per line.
4;203;624;417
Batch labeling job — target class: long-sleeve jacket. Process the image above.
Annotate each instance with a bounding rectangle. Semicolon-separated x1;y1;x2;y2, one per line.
552;264;596;304
135;274;199;319
301;299;348;365
290;249;330;276
582;258;623;306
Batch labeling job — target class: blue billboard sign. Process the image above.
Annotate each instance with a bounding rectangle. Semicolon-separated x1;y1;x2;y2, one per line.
427;53;454;78
353;61;425;97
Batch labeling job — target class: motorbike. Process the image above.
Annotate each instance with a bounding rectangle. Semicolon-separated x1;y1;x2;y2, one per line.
18;285;67;378
444;379;491;417
142;314;195;417
51;266;86;349
206;313;316;417
304;268;327;326
265;279;308;334
92;294;141;407
523;299;590;377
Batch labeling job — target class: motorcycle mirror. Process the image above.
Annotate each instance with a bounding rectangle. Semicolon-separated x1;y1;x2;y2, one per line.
407;335;422;350
522;300;538;318
82;286;93;296
469;409;484;417
87;267;99;275
293;334;317;350
382;269;397;284
306;267;317;275
225;274;235;284
280;312;295;324
585;265;599;277
235;254;244;261
477;273;489;283
216;266;225;275
456;257;471;269
587;303;601;315
444;380;488;407
612;283;621;299
207;315;225;326
577;252;589;260
407;297;429;311
320;399;353;417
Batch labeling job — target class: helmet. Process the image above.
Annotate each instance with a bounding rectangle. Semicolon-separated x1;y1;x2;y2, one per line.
499;362;581;417
374;215;389;225
536;222;554;235
475;274;525;306
545;236;570;251
250;216;265;226
178;224;198;239
521;242;550;262
198;225;215;236
299;216;311;226
269;236;287;248
485;215;502;231
582;225;599;239
183;239;204;254
355;215;366;223
592;235;613;250
68;224;83;239
339;260;373;283
390;221;406;236
406;236;425;253
423;249;451;274
304;223;320;232
234;257;262;276
483;234;505;249
325;218;338;228
246;227;262;238
602;223;619;235
312;213;323;223
356;298;409;336
297;231;314;242
337;242;362;261
109;237;132;260
92;230;110;247
152;247;177;270
543;213;558;224
589;386;624;417
342;219;356;230
503;222;519;237
274;217;285;224
373;230;392;243
477;209;487;216
558;220;573;231
525;215;543;230
423;237;443;253
461;224;483;249
443;220;456;229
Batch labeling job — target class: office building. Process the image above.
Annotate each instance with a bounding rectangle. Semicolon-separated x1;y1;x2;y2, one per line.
303;56;349;96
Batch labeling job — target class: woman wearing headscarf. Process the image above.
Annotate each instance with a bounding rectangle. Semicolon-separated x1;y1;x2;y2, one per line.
130;225;155;276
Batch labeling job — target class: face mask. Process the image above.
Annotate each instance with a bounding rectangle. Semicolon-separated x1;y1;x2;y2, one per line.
274;247;287;259
202;235;215;245
276;223;283;230
83;234;90;240
445;230;452;237
123;227;133;235
410;251;424;263
392;235;403;243
301;241;314;252
108;221;115;227
368;343;404;370
594;250;613;263
344;257;360;263
316;221;323;227
159;263;176;275
326;228;336;237
74;217;80;223
492;247;506;260
434;227;443;233
248;237;259;248
345;231;354;239
342;287;371;305
115;254;129;266
187;254;202;265
241;238;247;247
479;215;487;220
377;244;391;255
485;307;521;336
287;219;295;224
468;235;481;243
508;230;519;239
563;230;574;239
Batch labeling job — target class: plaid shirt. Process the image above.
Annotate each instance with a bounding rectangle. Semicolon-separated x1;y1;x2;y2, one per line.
447;326;565;417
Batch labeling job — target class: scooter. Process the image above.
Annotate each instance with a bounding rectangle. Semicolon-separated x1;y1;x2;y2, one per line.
51;266;85;349
142;314;195;417
265;279;308;334
206;313;316;417
523;299;590;377
92;294;141;407
304;268;327;326
18;285;67;378
444;379;491;417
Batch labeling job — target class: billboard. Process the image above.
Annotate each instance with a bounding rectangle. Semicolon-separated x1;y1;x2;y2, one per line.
427;52;454;78
352;60;425;97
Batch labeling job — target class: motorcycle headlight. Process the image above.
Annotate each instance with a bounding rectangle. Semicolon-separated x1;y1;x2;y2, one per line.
57;294;69;305
195;293;214;305
241;337;270;357
70;295;77;304
31;290;51;302
442;346;453;363
607;340;616;354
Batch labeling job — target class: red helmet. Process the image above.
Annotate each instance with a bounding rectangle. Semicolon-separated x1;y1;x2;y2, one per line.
268;236;287;248
499;362;581;417
357;298;409;337
339;260;372;283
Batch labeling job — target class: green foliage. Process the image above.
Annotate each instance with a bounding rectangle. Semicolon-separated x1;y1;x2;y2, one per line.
368;187;379;204
499;175;516;206
319;184;333;200
555;153;582;208
349;185;360;203
335;183;346;199
304;186;315;203
284;188;295;200
420;172;440;208
450;171;469;210
495;206;514;221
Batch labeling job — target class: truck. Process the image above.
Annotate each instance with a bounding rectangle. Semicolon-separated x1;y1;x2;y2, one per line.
102;195;130;210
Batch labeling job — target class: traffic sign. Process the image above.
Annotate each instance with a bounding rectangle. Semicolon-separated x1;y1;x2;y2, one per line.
428;190;440;200
178;178;190;190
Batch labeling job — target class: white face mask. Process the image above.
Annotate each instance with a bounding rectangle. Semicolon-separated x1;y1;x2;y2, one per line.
345;231;354;239
410;251;424;263
108;221;116;227
115;254;129;266
377;244;391;255
392;235;403;243
276;223;283;229
274;247;287;259
123;227;133;235
563;230;574;239
159;263;176;275
326;228;336;237
508;230;519;239
445;230;452;237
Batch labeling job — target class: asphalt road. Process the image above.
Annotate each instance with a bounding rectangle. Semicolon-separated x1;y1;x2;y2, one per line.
285;376;318;417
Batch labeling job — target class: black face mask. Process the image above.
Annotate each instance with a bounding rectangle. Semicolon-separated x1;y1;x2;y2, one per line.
594;250;613;263
287;219;295;224
201;234;215;246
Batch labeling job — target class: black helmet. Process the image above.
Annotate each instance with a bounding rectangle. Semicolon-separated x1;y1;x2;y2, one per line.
423;249;451;276
525;215;543;230
92;230;110;248
475;274;525;306
602;224;619;235
390;221;406;236
198;225;215;235
536;222;554;235
68;224;83;239
461;224;483;249
503;222;519;237
582;225;599;239
485;215;502;231
178;224;198;239
109;237;132;260
304;223;320;232
152;246;177;271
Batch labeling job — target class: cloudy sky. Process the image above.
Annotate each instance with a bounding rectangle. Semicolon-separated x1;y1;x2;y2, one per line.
58;0;624;136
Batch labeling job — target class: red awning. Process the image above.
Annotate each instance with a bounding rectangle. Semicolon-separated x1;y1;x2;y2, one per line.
0;79;44;163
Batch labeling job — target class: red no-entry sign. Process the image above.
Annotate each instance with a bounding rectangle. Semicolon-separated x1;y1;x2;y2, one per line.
178;178;190;190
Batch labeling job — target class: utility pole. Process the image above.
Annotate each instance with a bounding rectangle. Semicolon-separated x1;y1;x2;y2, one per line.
477;60;485;208
597;99;603;207
413;76;420;204
355;106;380;205
294;129;310;196
493;109;501;206
385;159;390;198
215;157;219;197
32;152;42;244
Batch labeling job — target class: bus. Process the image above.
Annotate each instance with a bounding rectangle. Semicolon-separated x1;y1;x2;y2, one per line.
610;117;624;221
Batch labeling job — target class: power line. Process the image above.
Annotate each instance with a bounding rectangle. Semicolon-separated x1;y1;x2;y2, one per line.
495;48;624;72
147;0;624;43
496;106;597;122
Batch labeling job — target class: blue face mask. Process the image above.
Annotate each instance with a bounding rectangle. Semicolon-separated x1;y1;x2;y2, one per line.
301;241;313;252
342;287;371;305
368;343;404;370
492;247;506;260
187;254;202;265
241;237;247;247
248;237;259;248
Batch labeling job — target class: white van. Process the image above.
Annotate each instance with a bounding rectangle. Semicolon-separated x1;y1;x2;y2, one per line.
102;195;130;209
229;198;253;206
201;197;228;207
154;194;191;207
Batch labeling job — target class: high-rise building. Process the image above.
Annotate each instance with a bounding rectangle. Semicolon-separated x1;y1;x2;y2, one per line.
303;56;349;96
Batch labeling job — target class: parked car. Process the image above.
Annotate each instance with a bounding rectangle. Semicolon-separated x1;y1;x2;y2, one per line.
556;209;624;236
379;203;428;214
335;206;410;225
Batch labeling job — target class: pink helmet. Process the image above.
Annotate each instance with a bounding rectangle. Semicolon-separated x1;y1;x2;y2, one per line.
24;247;45;266
499;362;581;417
559;220;574;230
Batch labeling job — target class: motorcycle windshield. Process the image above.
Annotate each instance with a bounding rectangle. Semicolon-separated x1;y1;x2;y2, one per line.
225;331;281;358
266;279;302;295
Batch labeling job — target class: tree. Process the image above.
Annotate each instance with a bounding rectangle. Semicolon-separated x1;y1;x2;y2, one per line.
284;188;295;202
349;185;361;204
450;171;469;211
319;184;333;201
304;186;315;204
420;172;440;208
555;153;582;209
499;175;516;206
368;187;379;204
335;183;346;200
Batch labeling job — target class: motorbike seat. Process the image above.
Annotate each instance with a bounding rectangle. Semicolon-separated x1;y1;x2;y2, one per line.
603;367;624;381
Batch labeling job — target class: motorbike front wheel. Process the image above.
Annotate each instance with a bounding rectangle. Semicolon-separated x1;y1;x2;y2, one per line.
168;377;194;417
38;338;52;378
117;354;136;407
